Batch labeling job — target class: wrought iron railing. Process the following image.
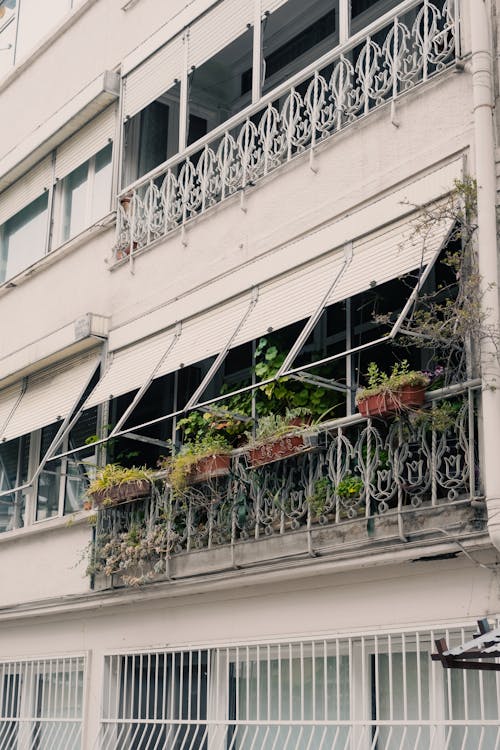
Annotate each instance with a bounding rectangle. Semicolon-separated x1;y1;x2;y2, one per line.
114;0;457;260
91;385;481;583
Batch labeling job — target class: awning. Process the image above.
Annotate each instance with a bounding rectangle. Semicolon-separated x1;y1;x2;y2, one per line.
83;208;453;410
0;352;100;443
84;296;253;409
432;618;500;672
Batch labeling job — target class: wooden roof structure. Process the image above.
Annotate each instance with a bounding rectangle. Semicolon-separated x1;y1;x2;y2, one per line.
432;618;500;671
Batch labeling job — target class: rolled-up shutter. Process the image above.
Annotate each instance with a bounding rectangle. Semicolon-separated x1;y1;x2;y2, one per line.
84;296;251;408
123;35;184;119
188;0;254;71
0;384;23;440
55;105;116;180
1;353;100;443
0;156;52;226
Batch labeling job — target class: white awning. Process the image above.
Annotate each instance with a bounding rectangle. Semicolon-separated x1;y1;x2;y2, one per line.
0;384;22;438
83;208;452;410
84;296;252;409
0;353;100;443
55;105;116;181
188;0;253;73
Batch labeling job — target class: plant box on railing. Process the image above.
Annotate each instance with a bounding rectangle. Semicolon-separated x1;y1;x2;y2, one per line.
187;453;231;484
90;479;151;509
357;385;426;419
246;433;317;469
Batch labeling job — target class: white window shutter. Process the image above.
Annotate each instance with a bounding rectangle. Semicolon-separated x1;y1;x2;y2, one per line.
123;35;184;119
0;156;52;226
1;353;100;443
188;0;254;72
55;105;117;181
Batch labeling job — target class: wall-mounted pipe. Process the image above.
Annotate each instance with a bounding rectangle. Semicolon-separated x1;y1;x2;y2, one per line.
469;0;500;552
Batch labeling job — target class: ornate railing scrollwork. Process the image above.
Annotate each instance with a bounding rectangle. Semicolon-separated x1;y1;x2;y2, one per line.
114;0;457;261
93;388;479;583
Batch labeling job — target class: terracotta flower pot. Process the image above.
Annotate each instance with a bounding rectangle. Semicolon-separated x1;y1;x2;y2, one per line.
188;454;231;484
357;385;426;418
247;433;315;469
90;479;151;508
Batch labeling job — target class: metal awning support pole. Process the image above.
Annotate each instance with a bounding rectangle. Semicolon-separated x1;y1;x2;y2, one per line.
275;244;352;378
184;289;259;410
108;323;182;438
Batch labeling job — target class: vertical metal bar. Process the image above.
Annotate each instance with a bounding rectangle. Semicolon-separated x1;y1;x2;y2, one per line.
388;635;393;723
402;632;407;723
423;0;429;82
468;388;476;497
339;0;349;43
252;0;262;103
179;32;189;152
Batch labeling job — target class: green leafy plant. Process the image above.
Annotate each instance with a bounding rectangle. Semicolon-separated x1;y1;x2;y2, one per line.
335;475;364;499
246;407;311;446
306;477;333;516
356;360;430;403
161;433;232;496
86;464;153;506
254;337;342;419
412;399;461;432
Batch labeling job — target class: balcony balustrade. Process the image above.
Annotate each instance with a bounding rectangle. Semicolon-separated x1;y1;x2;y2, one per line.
114;0;457;261
91;384;482;585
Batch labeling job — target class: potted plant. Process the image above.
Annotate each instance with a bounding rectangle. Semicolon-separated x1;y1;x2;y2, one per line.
356;360;430;418
245;408;316;468
86;464;153;509
162;410;248;494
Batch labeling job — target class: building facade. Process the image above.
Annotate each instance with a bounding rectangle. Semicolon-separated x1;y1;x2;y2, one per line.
0;0;499;747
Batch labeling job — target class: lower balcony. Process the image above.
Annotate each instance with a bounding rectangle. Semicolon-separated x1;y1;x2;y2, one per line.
89;384;485;588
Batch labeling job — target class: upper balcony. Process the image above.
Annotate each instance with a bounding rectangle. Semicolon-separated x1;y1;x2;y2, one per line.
114;0;458;262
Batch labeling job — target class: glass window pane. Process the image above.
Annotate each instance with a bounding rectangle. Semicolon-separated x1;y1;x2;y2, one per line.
62;161;88;241
0;193;49;283
350;0;401;33
65;407;98;513
37;423;62;521
0;435;29;532
90;144;112;223
262;0;339;94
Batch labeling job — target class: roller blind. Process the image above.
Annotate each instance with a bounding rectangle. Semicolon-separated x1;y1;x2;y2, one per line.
83;209;452;409
55;105;116;180
188;0;254;71
0;384;22;440
123;35;184;119
1;353;100;443
0;156;52;226
328;211;453;305
84;296;251;408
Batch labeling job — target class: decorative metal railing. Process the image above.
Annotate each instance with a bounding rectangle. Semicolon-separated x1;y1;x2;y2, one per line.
91;386;481;583
114;0;457;260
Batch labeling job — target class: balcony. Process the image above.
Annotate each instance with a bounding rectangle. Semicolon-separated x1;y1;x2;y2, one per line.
90;383;484;588
114;0;457;261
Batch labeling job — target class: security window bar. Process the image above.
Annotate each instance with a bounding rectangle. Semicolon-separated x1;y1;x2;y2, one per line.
0;655;85;750
99;628;500;750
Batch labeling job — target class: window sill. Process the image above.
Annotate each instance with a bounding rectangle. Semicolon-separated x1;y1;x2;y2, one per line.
0;509;93;546
0;210;116;297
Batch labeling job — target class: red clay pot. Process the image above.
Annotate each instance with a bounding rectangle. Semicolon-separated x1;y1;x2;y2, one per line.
357;385;426;418
91;479;151;508
247;434;312;468
188;454;231;484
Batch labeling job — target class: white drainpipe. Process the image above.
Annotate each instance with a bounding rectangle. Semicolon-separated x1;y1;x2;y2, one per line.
470;0;500;550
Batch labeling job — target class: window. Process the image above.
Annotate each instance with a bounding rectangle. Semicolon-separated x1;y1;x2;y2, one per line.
100;629;500;749
61;143;112;243
0;656;85;750
0;435;30;532
36;410;98;521
0;192;49;283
